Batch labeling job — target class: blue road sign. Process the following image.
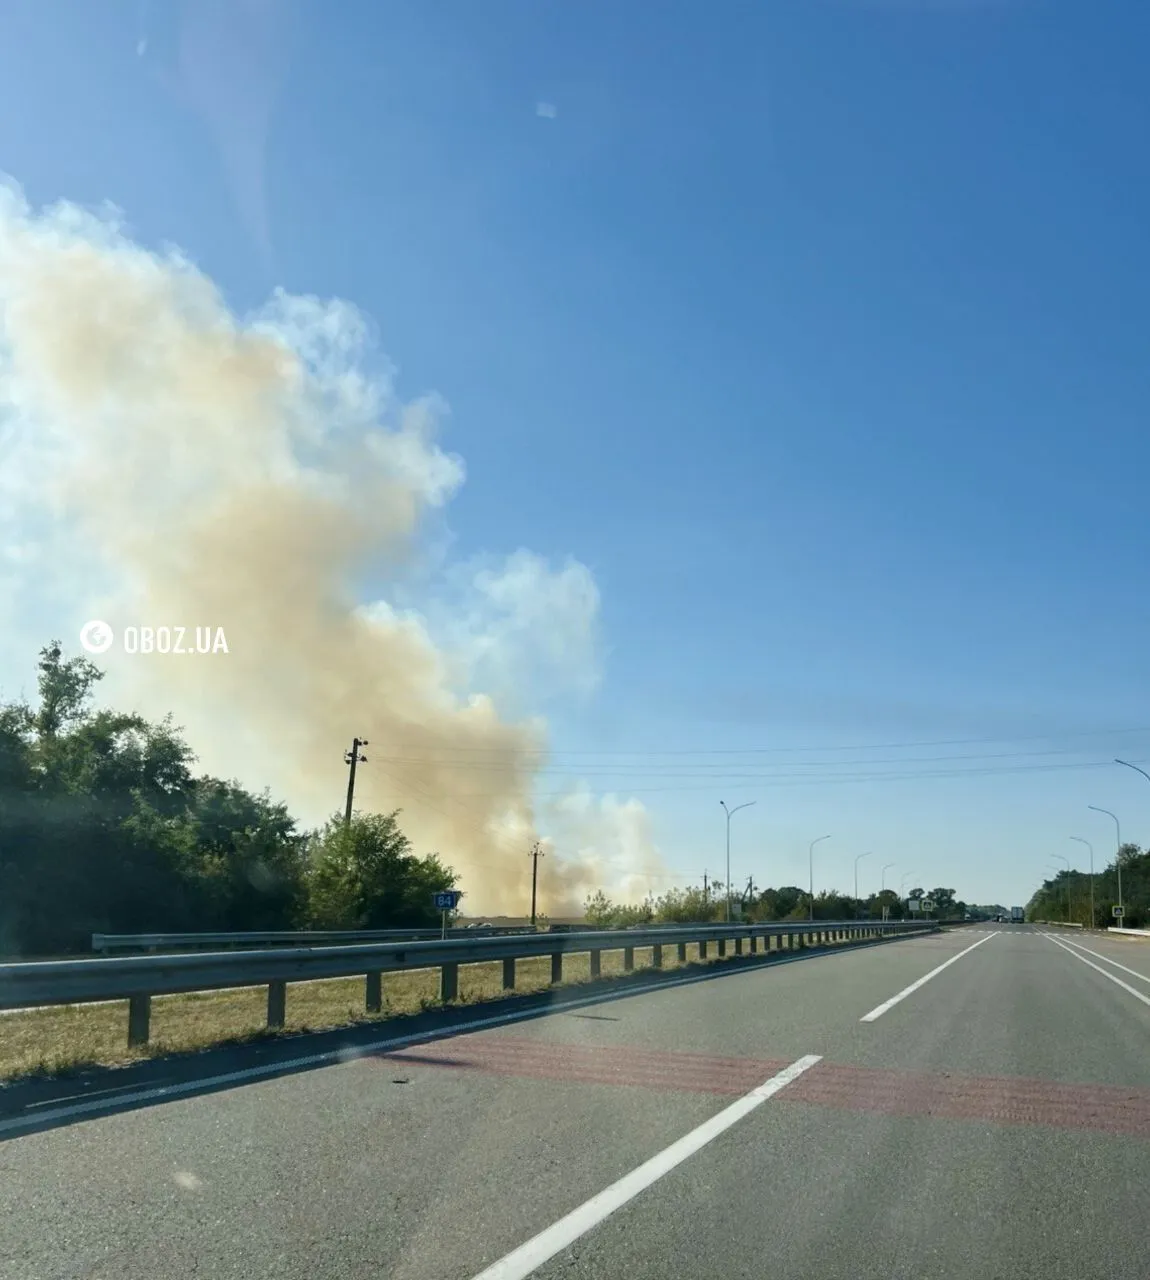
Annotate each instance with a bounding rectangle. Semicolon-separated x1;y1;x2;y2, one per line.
434;891;461;911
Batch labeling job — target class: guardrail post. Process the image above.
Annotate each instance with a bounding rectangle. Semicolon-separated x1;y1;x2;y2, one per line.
127;994;151;1047
589;950;601;979
750;934;758;954
623;946;634;971
677;941;687;963
503;957;516;990
441;962;459;1002
734;937;743;956
267;980;286;1029
551;952;563;984
366;971;382;1013
717;938;727;958
699;939;708;959
652;943;663;968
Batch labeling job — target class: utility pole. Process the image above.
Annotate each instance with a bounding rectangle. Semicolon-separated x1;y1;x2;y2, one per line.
343;737;368;828
703;871;709;903
529;842;544;927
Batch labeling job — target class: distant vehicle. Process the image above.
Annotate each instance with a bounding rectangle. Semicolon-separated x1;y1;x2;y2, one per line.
1011;907;1024;923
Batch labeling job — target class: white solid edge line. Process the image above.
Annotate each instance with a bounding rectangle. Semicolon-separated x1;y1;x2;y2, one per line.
467;1053;822;1280
1043;934;1150;987
860;931;996;1022
0;945;853;1137
1040;933;1150;1008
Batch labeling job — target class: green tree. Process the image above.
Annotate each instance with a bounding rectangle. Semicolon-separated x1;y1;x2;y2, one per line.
305;811;456;929
654;885;722;923
753;886;806;920
0;641;314;954
583;890;617;928
0;643;200;953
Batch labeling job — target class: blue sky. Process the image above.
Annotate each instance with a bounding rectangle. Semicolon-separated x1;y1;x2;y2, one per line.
1;0;1148;908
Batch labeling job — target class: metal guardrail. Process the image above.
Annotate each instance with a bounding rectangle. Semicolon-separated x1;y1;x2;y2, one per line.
91;927;536;953
3;919;938;1049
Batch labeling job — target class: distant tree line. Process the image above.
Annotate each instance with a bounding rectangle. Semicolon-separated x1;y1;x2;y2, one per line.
1029;850;1149;929
0;643;457;957
584;883;969;928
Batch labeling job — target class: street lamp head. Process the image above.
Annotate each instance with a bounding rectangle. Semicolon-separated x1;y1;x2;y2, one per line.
1116;758;1150;784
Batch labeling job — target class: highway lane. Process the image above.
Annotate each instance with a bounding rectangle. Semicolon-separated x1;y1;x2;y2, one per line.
535;927;1150;1280
1040;928;1150;988
3;925;1147;1279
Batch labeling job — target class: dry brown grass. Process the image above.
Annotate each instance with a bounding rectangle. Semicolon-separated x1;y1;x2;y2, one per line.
0;933;854;1081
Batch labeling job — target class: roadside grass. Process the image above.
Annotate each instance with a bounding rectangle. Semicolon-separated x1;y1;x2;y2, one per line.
0;932;866;1082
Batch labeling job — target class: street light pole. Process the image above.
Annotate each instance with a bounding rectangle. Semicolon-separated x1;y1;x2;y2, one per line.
1044;860;1070;921
1114;759;1149;918
720;801;756;924
1069;836;1094;928
1088;804;1123;919
808;835;830;921
1048;854;1071;921
878;863;896;922
854;852;872;918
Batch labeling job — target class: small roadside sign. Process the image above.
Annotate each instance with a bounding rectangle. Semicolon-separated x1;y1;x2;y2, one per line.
921;899;935;912
434;889;462;940
1113;905;1124;918
908;899;921;913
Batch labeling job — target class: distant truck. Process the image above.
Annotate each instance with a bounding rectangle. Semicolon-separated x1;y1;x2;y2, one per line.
1011;907;1024;923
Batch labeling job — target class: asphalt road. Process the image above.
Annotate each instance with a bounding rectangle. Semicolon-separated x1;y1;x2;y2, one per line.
3;924;1149;1280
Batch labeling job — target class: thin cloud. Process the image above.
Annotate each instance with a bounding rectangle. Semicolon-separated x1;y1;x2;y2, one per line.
535;102;558;119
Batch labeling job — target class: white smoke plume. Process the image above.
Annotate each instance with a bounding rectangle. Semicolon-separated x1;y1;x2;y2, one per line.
0;179;665;914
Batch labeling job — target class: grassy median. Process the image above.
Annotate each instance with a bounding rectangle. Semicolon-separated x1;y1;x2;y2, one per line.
1;944;731;1081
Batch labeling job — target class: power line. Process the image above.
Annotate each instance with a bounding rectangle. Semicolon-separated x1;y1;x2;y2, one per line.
393;756;1150;799
367;743;1150;775
386;724;1150;759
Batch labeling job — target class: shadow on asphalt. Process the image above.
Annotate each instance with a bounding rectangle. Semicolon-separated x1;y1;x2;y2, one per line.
0;930;942;1141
